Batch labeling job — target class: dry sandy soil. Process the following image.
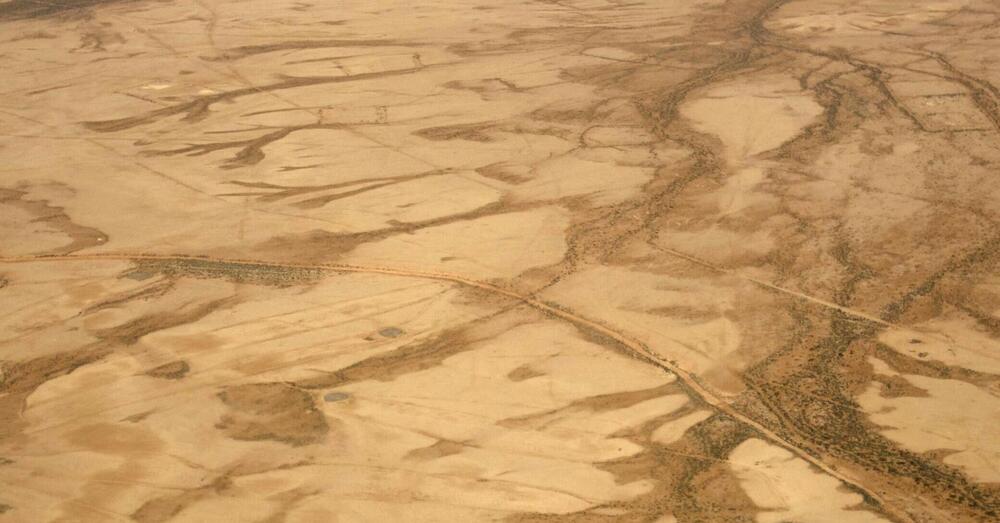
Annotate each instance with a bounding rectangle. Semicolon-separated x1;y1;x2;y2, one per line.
0;0;998;521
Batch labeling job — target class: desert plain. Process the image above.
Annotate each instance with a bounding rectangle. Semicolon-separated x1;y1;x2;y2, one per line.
0;0;998;521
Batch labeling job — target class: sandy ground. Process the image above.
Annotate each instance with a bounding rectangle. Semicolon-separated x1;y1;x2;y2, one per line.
0;0;998;521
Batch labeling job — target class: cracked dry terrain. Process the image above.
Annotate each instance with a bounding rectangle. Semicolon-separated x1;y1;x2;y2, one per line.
0;0;998;522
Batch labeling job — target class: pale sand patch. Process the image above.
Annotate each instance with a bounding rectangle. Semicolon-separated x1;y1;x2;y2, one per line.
16;148;348;253
681;76;823;164
878;313;1000;374
5;279;511;520
346;320;671;445
284;498;508;523
729;438;888;523
0;260;205;361
710;166;774;215
144;274;486;380
0;204;75;256
510;154;655;207
859;357;1000;483
23;273;487;430
651;410;713;445
658;224;776;264
544;266;743;374
0;258;689;521
278;321;677;518
346;207;568;279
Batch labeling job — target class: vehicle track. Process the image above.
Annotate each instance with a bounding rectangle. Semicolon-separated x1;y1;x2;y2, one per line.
0;251;912;522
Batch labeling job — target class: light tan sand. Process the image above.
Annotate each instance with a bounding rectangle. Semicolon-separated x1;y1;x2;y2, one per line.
1;0;998;521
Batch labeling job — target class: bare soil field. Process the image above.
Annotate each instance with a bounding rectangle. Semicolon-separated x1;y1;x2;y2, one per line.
0;0;998;521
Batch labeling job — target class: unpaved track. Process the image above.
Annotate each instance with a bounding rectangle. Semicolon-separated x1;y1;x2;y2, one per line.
0;252;913;522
